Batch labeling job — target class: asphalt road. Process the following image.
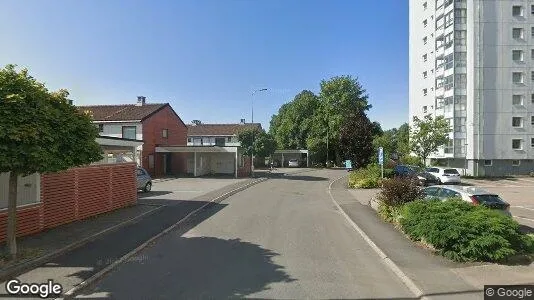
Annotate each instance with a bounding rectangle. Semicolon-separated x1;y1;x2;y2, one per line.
75;169;415;299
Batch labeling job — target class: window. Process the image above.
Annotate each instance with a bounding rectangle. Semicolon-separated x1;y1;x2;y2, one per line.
423;71;428;78
531;116;534;125
423;106;428;113
454;117;466;132
455;52;467;67
444;53;454;69
455;30;466;46
532;5;534;15
436;77;443;88
531;71;534;81
444;32;454;48
423;36;427;44
513;72;524;84
227;137;232;142
444;11;453;28
193;138;201;146
531;94;534;103
513;28;524;39
98;124;104;133
455;95;467;111
512;139;523;150
423;19;427;27
532;138;534;147
512;160;521;167
484;160;493;166
187;137;192;143
512;117;523;127
513;50;524;62
122;126;136;139
531;27;534;38
444;139;454;154
148;154;155;169
444;75;454;90
423;54;428;62
455;9;467;24
162;129;168;138
423;88;428;96
423;2;427;10
513;94;524;105
531;49;534;60
455;73;467;88
512;6;524;17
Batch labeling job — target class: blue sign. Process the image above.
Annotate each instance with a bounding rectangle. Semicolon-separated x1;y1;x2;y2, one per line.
345;160;352;169
378;147;384;165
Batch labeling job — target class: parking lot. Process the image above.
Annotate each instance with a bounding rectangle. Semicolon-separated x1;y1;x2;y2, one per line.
461;177;534;231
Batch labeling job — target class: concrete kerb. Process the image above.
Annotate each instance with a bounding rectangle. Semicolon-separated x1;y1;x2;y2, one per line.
328;175;427;300
0;205;164;283
60;177;269;300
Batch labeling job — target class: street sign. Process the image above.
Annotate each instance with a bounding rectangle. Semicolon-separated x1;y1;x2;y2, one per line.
378;147;384;166
345;160;352;169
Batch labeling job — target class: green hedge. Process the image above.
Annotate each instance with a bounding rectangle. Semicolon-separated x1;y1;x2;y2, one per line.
348;164;391;189
400;199;534;262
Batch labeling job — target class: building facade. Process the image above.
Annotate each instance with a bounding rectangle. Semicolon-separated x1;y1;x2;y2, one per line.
410;0;534;176
186;120;261;147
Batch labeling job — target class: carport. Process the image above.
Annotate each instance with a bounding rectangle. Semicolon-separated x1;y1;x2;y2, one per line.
95;136;144;164
155;146;247;178
272;150;309;167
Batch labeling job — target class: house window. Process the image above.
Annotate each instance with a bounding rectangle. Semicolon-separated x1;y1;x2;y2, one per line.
423;88;428;96
532;5;534;15
423;54;428;62
444;32;454;48
513;95;524;105
162;129;168;138
532;138;534;147
444;75;454;90
531;71;534;81
455;8;466;24
423;71;428;78
513;50;524;62
531;49;534;60
512;139;523;150
122;126;136;140
512;117;523;127
512;160;521;167
423;37;427;44
531;116;534;125
423;106;428;113
484;160;492;166
531;94;534;103
187;137;192;143
444;11;453;28
532;27;534;38
193;138;201;146
513;72;524;84
98;124;104;133
423;19;428;27
148;154;155;169
227;137;232;142
513;28;524;39
512;6;524;17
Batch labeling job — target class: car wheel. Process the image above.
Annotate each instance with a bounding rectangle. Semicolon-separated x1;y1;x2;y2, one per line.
144;182;152;193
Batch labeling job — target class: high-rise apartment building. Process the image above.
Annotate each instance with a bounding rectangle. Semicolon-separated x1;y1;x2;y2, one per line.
409;0;534;176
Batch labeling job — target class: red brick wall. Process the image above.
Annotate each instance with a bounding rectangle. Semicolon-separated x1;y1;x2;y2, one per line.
0;163;137;242
141;105;188;177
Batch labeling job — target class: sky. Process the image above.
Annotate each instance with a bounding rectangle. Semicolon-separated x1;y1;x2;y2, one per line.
0;0;408;131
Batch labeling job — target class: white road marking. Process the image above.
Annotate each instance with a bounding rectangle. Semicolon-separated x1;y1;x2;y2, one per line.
512;206;534;211
514;216;534;223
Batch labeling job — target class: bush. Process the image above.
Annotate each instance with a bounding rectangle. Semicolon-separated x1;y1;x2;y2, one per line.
400;155;423;167
378;201;402;223
377;177;423;207
400;199;534;262
348;164;383;189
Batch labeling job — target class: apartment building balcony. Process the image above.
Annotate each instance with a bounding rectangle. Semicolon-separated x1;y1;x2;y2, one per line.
436;46;445;58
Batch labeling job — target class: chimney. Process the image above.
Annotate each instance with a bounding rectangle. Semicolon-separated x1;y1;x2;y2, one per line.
240;119;246;124
136;96;146;106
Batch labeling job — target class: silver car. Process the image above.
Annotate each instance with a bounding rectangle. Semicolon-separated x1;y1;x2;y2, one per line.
421;185;511;216
137;167;152;192
288;159;299;167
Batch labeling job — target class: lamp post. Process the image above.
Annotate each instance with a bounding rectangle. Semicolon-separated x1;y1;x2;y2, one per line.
251;88;268;177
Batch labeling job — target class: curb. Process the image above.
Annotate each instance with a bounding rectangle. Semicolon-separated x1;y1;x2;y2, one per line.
0;204;163;283
328;175;427;299
60;177;268;299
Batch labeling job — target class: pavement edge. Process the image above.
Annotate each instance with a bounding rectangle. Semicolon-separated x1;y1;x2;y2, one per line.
0;205;163;283
60;177;268;299
328;175;426;299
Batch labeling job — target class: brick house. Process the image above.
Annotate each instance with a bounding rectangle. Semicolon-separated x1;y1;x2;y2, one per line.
79;96;188;177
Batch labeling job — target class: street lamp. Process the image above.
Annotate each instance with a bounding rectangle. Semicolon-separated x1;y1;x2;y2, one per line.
251;88;268;177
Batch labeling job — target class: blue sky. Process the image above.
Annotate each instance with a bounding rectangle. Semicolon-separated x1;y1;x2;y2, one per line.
0;0;408;130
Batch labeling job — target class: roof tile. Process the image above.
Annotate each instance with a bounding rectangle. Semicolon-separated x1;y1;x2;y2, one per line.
187;123;262;136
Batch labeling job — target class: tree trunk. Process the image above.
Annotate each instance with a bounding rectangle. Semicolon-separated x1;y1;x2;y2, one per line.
7;172;18;260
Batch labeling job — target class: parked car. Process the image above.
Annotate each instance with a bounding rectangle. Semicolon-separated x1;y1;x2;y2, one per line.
392;164;439;186
421;185;511;216
288;159;300;167
137;167;152;192
426;167;461;184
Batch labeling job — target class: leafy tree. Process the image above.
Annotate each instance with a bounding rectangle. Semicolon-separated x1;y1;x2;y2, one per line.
339;110;375;168
0;64;102;259
410;114;451;166
396;123;410;157
372;130;397;161
237;128;276;158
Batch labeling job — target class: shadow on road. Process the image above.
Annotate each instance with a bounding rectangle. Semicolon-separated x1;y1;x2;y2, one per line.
137;190;173;198
519;224;534;234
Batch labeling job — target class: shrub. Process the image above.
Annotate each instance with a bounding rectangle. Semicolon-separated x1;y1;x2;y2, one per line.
377;177;423;207
400;199;534;262
348;164;383;189
400;155;423;167
378;201;402;223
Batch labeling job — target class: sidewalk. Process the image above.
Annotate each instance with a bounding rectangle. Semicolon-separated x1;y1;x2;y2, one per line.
0;177;264;299
336;182;534;299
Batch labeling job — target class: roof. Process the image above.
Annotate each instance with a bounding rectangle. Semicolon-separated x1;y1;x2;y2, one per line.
78;104;168;122
187;123;262;136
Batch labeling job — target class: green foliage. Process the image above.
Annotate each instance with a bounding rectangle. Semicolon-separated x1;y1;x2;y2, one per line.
410;115;451;166
400;155;424;167
377;177;423;207
348;164;382;189
339;110;375;168
378;201;402;223
400;199;534;262
0;64;102;175
237;128;276;158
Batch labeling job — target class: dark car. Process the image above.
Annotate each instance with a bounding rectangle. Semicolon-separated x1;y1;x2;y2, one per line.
392;164;439;186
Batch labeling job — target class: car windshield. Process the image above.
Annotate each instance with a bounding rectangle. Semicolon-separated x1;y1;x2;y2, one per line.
444;169;459;175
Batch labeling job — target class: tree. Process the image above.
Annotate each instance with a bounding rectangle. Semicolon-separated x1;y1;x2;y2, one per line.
339;110;375;168
409;114;451;166
237;128;276;158
0;64;102;259
396;123;410;158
